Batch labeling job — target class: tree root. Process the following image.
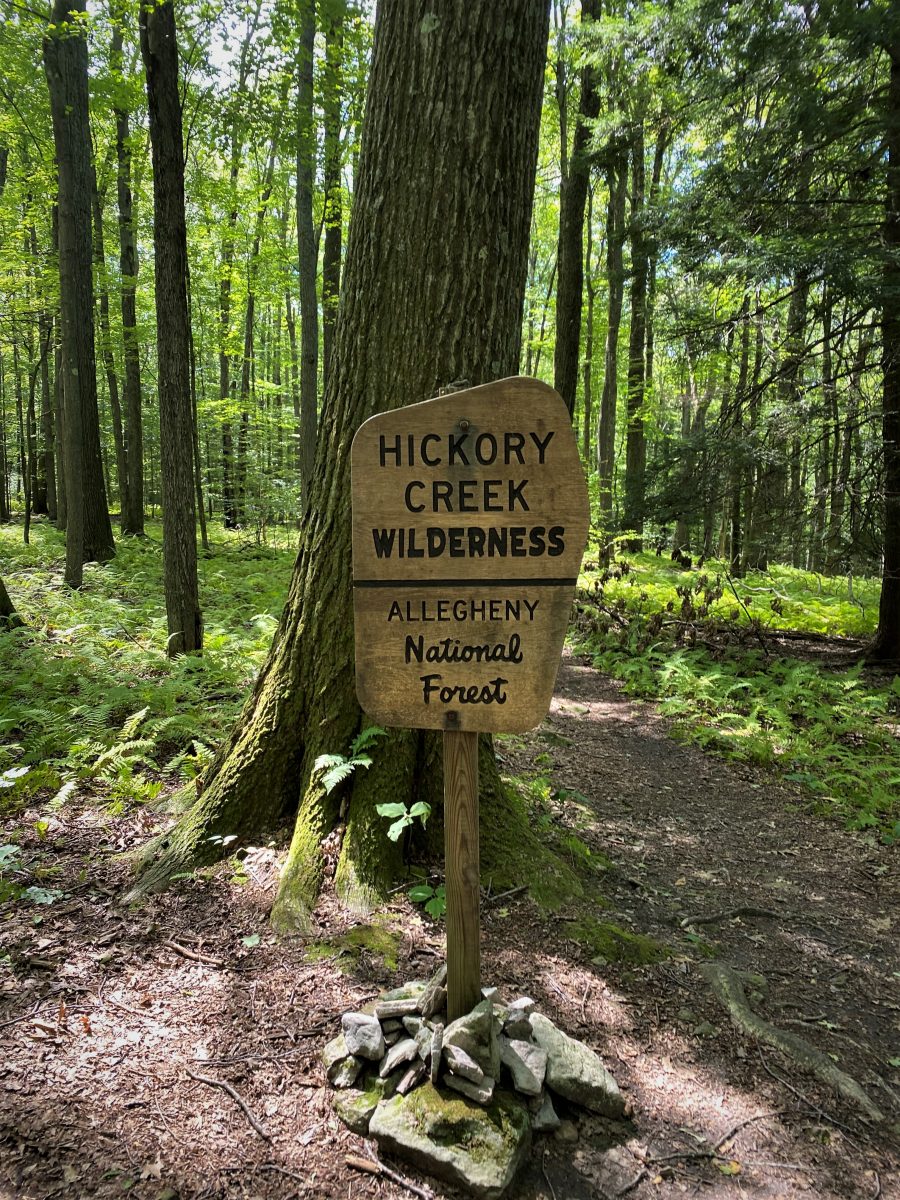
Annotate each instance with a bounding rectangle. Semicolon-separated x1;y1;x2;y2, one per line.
699;962;884;1124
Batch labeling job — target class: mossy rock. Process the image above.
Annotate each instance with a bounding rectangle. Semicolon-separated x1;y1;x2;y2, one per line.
369;1082;531;1199
302;916;402;974
569;916;667;965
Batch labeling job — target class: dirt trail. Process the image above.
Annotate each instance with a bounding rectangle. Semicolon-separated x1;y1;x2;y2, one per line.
0;653;898;1200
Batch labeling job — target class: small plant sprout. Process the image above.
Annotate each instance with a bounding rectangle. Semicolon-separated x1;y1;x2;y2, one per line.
314;726;386;794
408;881;446;920
376;799;432;842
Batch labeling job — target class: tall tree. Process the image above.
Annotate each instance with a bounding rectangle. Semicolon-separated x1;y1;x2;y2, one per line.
140;0;202;655
133;0;551;933
321;0;344;392
871;43;900;659
296;0;318;511
43;0;115;587
111;6;144;536
553;0;600;419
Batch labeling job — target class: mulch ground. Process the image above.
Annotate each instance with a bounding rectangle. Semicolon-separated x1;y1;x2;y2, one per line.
1;651;898;1200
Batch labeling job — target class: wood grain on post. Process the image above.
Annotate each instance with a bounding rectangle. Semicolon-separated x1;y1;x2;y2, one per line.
443;729;481;1020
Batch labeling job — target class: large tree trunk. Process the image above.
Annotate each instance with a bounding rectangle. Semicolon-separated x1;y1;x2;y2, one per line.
870;46;900;658
43;0;116;587
553;0;600;419
322;0;343;394
296;0;318;514
112;10;145;536
597;154;627;558
0;574;22;628
140;0;203;656
132;0;551;932
622;124;648;549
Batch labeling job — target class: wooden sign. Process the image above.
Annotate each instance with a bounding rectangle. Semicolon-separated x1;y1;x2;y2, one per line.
351;377;589;734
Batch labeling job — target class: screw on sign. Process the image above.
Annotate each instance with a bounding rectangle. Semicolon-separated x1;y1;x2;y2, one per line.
351;377;589;1019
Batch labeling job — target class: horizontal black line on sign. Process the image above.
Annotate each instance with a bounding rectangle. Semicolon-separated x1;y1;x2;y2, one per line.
353;577;578;589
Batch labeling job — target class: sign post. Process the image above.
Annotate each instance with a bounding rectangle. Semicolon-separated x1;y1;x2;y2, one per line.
351;377;589;1020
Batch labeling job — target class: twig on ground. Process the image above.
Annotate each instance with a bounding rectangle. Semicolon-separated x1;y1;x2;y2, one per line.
186;1067;272;1141
0;1001;43;1031
163;939;225;968
758;1051;861;1147
361;1140;434;1199
541;1149;558;1200
484;884;529;905
681;906;778;928
615;1167;648;1196
725;572;769;656
580;980;591;1023
713;1108;791;1151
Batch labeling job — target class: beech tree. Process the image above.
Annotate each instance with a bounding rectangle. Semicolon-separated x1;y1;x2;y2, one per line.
140;0;202;655
134;0;552;928
43;0;115;587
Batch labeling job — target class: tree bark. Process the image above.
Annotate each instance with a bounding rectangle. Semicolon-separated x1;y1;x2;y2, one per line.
132;0;551;932
43;0;116;586
623;124;648;549
140;0;203;656
296;0;318;515
597;154;627;557
871;47;900;658
322;0;344;394
0;574;22;628
553;0;600;419
111;10;145;536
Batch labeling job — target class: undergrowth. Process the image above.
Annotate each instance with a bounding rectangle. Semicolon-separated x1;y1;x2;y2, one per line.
574;553;900;837
0;520;295;815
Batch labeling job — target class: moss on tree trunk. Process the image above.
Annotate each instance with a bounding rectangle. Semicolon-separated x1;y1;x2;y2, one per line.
132;0;553;919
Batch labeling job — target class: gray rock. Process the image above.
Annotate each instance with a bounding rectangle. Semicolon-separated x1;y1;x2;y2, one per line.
382;1018;403;1033
504;1018;533;1041
402;1015;424;1037
498;1036;546;1097
384;1028;402;1046
341;1012;385;1061
369;1082;531;1199
444;1043;484;1084
529;1013;624;1117
554;1119;578;1143
444;1073;496;1105
380;981;427;1002
376;997;422;1019
507;997;536;1018
332;1069;403;1134
379;1036;419;1078
397;1061;426;1095
444;998;500;1079
419;963;448;1020
430;1023;444;1085
530;1092;560;1133
415;1025;432;1061
481;986;499;1003
321;1033;363;1088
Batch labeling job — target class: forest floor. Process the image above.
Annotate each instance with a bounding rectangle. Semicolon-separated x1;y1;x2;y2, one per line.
1;650;898;1200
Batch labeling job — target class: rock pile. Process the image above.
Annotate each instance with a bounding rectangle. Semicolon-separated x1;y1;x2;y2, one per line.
322;966;627;1198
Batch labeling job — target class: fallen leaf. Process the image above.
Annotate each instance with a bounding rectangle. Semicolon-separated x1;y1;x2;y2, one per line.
717;1160;741;1176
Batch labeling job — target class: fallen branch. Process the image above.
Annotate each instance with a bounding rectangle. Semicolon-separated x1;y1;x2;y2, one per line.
700;962;884;1123
681;906;779;929
484;884;529;905
185;1068;272;1140
163;939;225;968
358;1140;434;1199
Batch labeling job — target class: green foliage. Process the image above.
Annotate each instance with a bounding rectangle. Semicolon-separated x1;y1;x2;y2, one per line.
408;881;446;921
376;799;431;843
0;522;294;814
575;553;898;833
314;725;387;794
0;842;65;907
